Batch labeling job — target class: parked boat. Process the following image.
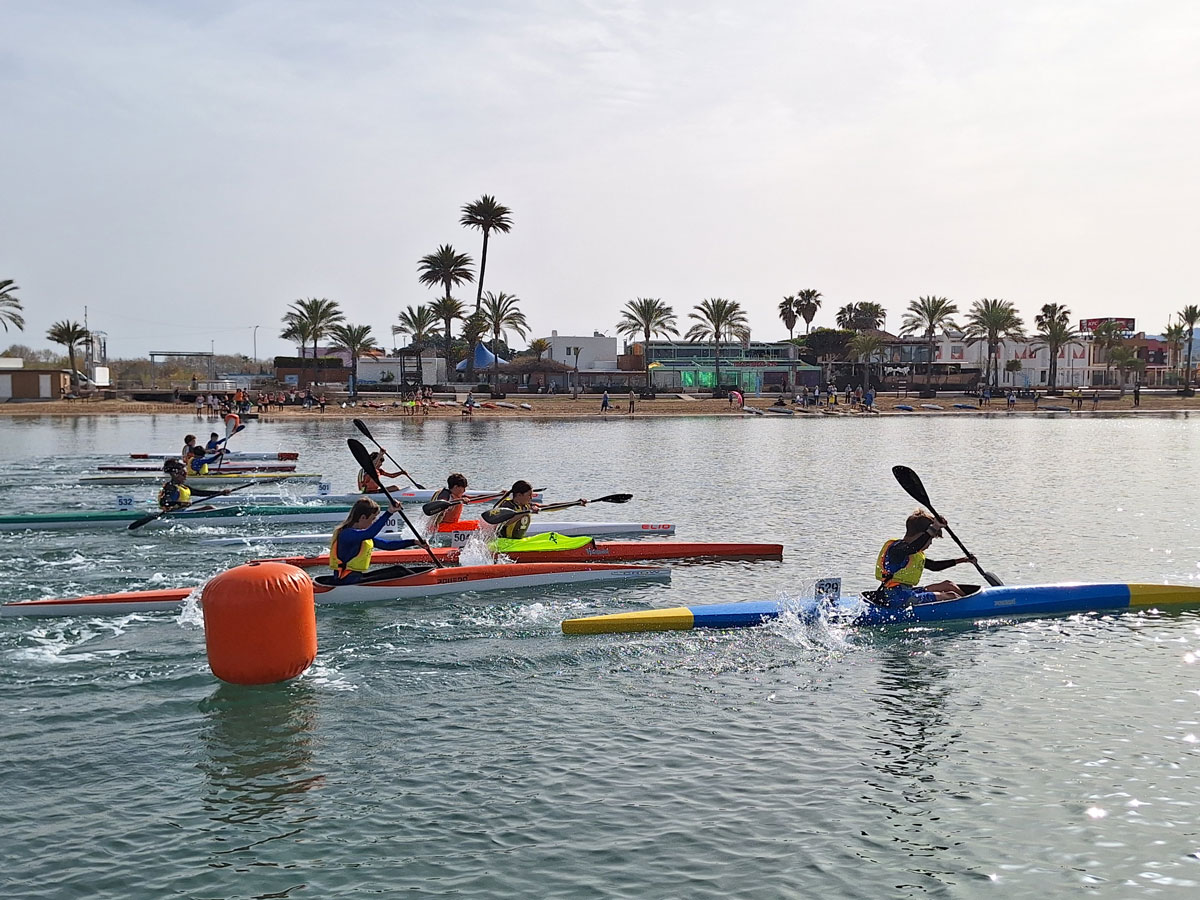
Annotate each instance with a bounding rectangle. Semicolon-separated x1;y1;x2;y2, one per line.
1;561;671;618
82;473;324;487
561;582;1200;634
129;451;299;461
262;539;783;568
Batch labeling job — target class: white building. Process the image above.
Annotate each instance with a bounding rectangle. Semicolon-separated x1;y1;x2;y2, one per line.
544;331;619;374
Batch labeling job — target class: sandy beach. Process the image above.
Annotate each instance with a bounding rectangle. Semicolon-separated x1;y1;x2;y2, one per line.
1;391;1196;418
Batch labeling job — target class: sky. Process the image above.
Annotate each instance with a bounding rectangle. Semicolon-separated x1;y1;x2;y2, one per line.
3;0;1200;361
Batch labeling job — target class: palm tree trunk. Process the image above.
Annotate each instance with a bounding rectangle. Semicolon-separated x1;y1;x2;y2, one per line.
926;332;935;388
643;327;652;389
714;338;721;395
1187;335;1195;388
67;346;79;393
475;230;490;315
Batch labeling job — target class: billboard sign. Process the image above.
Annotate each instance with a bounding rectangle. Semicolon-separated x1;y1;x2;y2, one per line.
1079;317;1135;334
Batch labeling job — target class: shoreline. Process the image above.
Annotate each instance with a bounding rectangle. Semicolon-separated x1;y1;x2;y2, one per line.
0;394;1196;419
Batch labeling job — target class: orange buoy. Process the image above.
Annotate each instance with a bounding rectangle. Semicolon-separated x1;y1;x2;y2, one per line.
202;562;316;685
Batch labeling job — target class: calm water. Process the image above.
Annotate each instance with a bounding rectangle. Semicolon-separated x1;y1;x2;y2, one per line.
2;412;1199;899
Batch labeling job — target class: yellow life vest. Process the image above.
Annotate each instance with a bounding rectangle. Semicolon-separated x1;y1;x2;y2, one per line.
158;483;191;509
330;534;374;574
875;539;925;586
190;460;209;475
495;502;532;540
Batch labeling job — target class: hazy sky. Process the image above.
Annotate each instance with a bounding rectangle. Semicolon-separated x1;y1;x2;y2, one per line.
4;0;1199;360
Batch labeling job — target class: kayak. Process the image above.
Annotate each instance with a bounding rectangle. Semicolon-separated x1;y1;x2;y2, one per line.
1;561;671;618
97;463;297;473
263;539;783;568
129;451;299;461
0;504;359;532
203;488;542;506
199;521;678;546
82;472;325;487
766;406;794;415
561;582;1200;634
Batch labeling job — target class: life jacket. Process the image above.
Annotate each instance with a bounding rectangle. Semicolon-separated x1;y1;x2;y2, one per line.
330;532;374;574
494;500;532;540
431;488;462;526
158;483;191;510
357;470;382;493
875;539;925;587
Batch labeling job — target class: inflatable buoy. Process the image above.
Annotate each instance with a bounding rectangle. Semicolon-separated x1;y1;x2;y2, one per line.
202;562;316;685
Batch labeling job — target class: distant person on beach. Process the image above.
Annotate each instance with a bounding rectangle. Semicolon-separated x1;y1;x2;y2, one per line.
874;510;977;607
628;389;636;416
1092;390;1100;410
600;391;610;415
1134;382;1141;407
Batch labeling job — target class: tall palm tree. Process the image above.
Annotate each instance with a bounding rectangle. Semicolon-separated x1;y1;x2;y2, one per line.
46;320;89;392
899;296;959;389
616;297;680;388
395;304;439;351
1180;304;1200;390
0;280;25;332
459;311;488;381
1089;319;1125;387
480;291;529;384
795;289;823;334
281;297;344;386
460;195;513;316
1031;303;1081;394
1163;320;1187;383
419;244;475;376
963;298;1025;389
835;301;886;331
429;295;467;367
778;296;799;392
685;298;748;393
329;323;381;396
848;331;886;392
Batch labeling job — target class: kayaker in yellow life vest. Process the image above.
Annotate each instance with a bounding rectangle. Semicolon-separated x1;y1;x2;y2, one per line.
875;509;975;606
186;445;225;475
482;480;587;540
329;497;421;584
157;460;231;510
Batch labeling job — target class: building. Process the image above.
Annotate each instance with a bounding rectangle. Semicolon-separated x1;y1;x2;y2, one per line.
0;367;72;400
621;338;821;393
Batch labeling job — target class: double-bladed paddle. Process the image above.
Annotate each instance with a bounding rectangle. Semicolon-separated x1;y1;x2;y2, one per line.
480;493;633;525
891;465;1002;586
215;423;245;472
127;476;269;530
348;438;441;568
420;488;546;518
351;419;425;489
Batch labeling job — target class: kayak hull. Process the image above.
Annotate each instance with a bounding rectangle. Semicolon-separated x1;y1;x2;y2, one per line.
200;521;677;546
129;451;299;461
81;473;324;487
0;504;356;532
97;463;297;473
204;489;541;506
1;562;670;618
262;540;784;568
561;582;1200;634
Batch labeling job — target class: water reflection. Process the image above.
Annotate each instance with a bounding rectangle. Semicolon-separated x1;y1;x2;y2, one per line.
197;681;324;826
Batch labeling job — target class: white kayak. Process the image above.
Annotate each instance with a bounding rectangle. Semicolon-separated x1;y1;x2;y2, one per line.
128;451;299;461
200;520;677;546
82;473;325;487
202;488;542;506
1;561;671;618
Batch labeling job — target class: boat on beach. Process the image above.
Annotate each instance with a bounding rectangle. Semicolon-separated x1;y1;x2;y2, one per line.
560;582;1200;634
1;561;671;618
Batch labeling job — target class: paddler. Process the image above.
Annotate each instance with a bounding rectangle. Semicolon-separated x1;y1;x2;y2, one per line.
427;473;470;530
875;509;976;605
357;450;406;493
329;497;422;584
157;460;231;510
181;434;198;461
204;432;222;452
483;480;587;540
186;444;226;475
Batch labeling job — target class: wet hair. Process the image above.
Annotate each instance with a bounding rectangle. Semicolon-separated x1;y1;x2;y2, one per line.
447;473;468;489
904;509;936;536
183;435;196;444
333;498;381;543
511;479;533;495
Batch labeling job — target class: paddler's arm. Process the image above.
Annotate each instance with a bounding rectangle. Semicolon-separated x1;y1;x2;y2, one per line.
924;553;977;571
373;536;420;550
189;487;231;498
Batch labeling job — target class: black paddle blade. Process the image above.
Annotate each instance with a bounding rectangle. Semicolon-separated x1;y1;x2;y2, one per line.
421;500;452;516
983;570;1004;587
347;438;376;477
593;493;633;504
127;513;161;530
892;466;932;509
352;418;373;441
481;507;521;525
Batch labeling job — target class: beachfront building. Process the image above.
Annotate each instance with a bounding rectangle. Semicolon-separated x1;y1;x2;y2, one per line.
626;339;821;393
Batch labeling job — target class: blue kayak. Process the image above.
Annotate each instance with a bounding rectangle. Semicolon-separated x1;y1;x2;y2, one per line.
561;582;1200;634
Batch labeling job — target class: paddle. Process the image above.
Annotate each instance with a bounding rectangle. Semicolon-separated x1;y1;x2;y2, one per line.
891;465;1002;586
420;488;546;518
127;477;269;530
215;424;245;472
351;418;425;489
347;438;441;568
480;493;633;524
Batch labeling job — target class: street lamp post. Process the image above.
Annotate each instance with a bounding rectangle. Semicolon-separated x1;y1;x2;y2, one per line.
253;325;260;371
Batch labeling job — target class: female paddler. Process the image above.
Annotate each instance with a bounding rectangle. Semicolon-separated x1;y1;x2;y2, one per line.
357;451;404;494
157;460;231;510
875;509;976;605
329;497;421;584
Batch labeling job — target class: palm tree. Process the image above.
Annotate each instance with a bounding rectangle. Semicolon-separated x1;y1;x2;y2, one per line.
460;195;513;316
329;323;381;397
1180;304;1200;390
795;289;823;334
395;304;439;351
480;291;529;384
429;296;466;368
1108;346;1145;396
529;338;551;360
777;296;799;393
848;331;886;392
685;298;748;393
419;244;475;377
835;302;886;331
1163;321;1187;383
963;298;1025;389
899;296;959;390
1090;319;1125;387
0;280;25;332
1032;303;1081;394
616;297;680;388
281;297;344;386
46;320;89;392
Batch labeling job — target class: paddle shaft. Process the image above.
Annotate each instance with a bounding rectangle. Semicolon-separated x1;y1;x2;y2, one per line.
127;477;269;530
352;419;425;489
892;465;1001;586
347;438;440;567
